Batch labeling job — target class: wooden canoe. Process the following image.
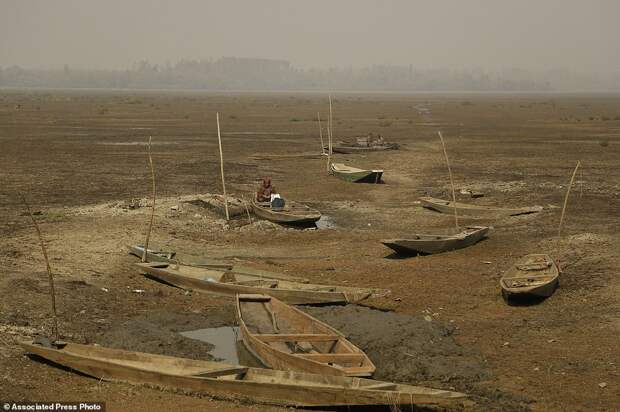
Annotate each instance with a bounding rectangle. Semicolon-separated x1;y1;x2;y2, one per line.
21;340;468;408
500;254;559;300
330;163;383;183
128;245;309;283
326;142;399;154
420;196;543;217
237;294;375;377
382;226;490;255
250;199;321;225
135;262;386;305
184;194;247;218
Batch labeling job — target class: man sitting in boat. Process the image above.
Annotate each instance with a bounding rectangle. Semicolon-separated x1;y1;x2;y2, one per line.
256;177;275;202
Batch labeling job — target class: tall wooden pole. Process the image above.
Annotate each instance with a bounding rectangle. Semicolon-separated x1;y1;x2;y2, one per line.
22;194;58;341
557;161;581;239
318;112;325;155
326;95;333;173
142;136;156;262
216;112;230;221
438;131;459;229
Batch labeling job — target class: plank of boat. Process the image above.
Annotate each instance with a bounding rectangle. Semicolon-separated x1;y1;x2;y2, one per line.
420;196;543;217
128;245;309;283
500;254;559;300
236;294;376;377
382;226;489;255
128;245;233;269
330;163;384;183
21;340;469;408
135;262;386;305
250;199;321;224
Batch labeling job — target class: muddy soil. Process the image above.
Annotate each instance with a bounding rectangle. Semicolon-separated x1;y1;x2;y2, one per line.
1;90;619;411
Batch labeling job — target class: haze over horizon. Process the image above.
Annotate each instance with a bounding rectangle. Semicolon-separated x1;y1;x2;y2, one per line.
2;0;619;75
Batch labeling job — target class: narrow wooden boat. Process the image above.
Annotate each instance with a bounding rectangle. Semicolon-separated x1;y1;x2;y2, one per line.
326;142;399;154
21;340;468;408
184;194;247;218
135;262;386;305
128;245;308;282
500;254;559;300
382;226;489;255
237;294;375;377
420;196;543;217
330;163;384;183
250;199;321;225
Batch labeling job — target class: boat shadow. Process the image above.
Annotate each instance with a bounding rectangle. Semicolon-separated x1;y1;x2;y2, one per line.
502;294;552;307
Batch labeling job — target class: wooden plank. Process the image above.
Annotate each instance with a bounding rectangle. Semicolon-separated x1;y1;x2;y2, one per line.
364;382;398;391
193;366;248;378
256;334;339;342
238;294;272;302
295;353;366;362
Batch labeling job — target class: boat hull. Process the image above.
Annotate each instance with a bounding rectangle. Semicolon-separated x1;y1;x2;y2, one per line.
251;200;321;224
128;245;233;269
21;341;468;408
382;226;489;255
236;295;375;377
136;263;373;305
500;254;560;300
420;196;543;217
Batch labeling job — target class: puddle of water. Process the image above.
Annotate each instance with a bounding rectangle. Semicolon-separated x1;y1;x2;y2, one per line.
180;326;265;367
316;214;337;230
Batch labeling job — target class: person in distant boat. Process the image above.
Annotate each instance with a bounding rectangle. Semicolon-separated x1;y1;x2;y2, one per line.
256;177;276;202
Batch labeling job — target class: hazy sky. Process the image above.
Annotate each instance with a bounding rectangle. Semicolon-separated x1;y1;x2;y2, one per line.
1;0;619;72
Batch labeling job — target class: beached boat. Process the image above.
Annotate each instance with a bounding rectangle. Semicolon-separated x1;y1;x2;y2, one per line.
500;254;559;300
250;199;321;225
135;262;386;305
128;245;308;282
420;196;543;217
381;226;490;255
330;163;384;183
236;294;375;376
184;194;247;218
327;143;399;154
21;340;468;408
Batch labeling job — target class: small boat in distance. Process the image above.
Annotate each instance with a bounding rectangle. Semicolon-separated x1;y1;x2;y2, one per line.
500;254;560;300
21;340;469;408
381;226;490;255
236;294;376;376
420;196;543;218
250;199;321;225
326;135;399;154
135;262;387;305
330;163;384;183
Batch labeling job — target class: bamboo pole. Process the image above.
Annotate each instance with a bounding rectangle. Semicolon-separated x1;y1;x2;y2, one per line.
326;95;333;173
21;194;58;341
557;161;581;239
438;131;459;229
216;112;230;221
142;136;156;262
318;112;325;155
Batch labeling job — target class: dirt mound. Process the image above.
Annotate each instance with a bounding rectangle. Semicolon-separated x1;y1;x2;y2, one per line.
304;305;489;385
95;307;234;361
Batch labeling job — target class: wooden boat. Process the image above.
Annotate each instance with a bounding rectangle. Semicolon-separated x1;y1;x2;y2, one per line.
128;245;308;282
420;196;543;217
21;340;468;408
135;262;386;305
500;254;559;300
250;199;321;225
184;194;247;218
330;163;384;183
327;142;399;154
236;294;375;376
382;226;490;255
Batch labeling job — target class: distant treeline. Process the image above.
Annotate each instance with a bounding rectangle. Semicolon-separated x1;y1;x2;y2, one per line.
1;57;618;91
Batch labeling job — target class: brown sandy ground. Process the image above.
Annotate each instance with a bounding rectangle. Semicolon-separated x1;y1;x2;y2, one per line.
0;91;619;411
